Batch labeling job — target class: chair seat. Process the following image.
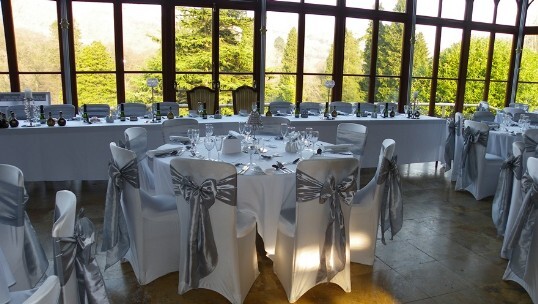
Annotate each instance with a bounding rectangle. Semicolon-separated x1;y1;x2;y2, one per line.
140;192;177;219
237;210;256;238
485;153;504;162
278;207;296;237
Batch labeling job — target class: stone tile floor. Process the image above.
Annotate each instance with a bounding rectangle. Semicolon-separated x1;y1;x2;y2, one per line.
24;162;532;303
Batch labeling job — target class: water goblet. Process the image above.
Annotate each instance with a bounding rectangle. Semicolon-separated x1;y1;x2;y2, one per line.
214;136;224;161
206;123;214;137
204;136;215;160
244;124;252;138
280;123;288;140
311;131;319;149
248;138;258;166
238;122;245;135
305;127;313;147
319;103;326;119
286;126;296;140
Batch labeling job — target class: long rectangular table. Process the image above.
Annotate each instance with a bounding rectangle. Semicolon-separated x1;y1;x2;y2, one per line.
0;114;446;181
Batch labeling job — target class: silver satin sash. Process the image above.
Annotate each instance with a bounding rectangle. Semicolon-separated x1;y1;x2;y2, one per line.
444;120;455;170
455;118;461;136
54;209;109;304
524;133;538;155
336;128;367;156
101;159;139;269
460;126;488;189
296;169;357;283
0;181;48;287
377;156;403;244
171;167;236;288
492;154;522;236
505;173;538;278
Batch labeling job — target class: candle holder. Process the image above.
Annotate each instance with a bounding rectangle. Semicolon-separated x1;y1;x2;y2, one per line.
247;110;263;140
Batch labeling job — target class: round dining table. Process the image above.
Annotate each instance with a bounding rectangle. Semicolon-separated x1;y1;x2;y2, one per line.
487;126;523;159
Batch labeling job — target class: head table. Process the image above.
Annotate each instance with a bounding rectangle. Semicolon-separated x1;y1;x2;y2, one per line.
0;113;446;181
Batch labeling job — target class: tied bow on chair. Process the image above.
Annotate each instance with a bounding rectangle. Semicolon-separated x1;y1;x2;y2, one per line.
492;154;522;236
459;126;488;189
377;155;403;244
524;134;538;156
54;209;109;304
171;167;236;288
505;173;538;278
296;169;357;283
444;120;456;171
101;159;139;269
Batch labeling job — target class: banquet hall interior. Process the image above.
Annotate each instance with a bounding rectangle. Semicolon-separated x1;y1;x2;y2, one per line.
2;0;538;303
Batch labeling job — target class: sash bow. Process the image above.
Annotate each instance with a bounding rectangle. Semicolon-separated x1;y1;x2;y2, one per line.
459;126;488;189
492;154;522;236
377;156;403;244
524;134;538;156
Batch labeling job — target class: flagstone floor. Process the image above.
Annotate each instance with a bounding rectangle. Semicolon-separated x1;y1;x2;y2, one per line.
25;162;532;303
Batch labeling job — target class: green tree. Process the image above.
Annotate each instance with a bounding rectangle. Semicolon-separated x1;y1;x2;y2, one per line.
75;41;116;106
272;27;297;102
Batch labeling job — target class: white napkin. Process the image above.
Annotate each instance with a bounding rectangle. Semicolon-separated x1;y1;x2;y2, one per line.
169;135;190;144
324;144;353;153
228;131;245;140
146;147;178;158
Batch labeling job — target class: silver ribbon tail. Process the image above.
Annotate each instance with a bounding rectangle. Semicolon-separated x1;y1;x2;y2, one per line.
444;120;455;171
377;155;404;244
458;126;488;190
492;154;522;236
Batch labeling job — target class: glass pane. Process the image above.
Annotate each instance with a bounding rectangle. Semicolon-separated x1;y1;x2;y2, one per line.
464;80;485;109
12;0;60;72
376;21;403;76
497;0;517;26
438;27;462;79
374;77;399;102
266;12;298;74
519;35;538;82
175;73;212;103
347;0;376;10
491;33;513;81
516;83;538;110
305;0;336;5
20;74;62;104
304;15;334;73
488;81;507;110
76;73;117;106
472;0;494;23
0;9;8;72
379;0;405;12
342;76;368;102
467;31;490;80
123;4;161;71
125;73;163;104
441;0;465;20
219;9;254;74
220;74;253;105
417;0;439;17
303;74;329;102
413;25;436;77
73;2;115;71
436;79;458;115
344;18;369;75
527;1;538;26
175;7;211;73
265;74;296;102
411;78;431;104
0;75;9;91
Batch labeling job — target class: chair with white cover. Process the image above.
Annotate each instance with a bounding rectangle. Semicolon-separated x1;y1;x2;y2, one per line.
269;101;293;115
522;129;538;175
6;105;27;120
472;111;495;122
274;158;359;303
259;116;290;136
44;104;76;119
336;123;368;158
455;120;503;200
156;102;180;117
161;118;198;144
349;139;400;265
0;164;48;291
125;127;155;194
503;107;525;121
357;102;375;113
299;102;320;115
526;113;538;125
330;101;353;114
120;103;147;117
376;102;397;114
103;143;180;285
451;112;464;182
502;156;538;303
84;104;110;118
1;272;61;304
170;158;258;303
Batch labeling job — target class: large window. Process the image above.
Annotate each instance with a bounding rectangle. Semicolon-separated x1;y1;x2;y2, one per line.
0;8;9;91
343;17;370;102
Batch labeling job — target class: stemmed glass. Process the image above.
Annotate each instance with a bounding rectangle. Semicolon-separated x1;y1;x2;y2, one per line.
305;127;313;147
248;138;258;166
251;102;257;112
204;136;215;160
286;126;296;140
214;136;224;161
319;103;326;119
206;124;214;137
311;131;319;149
238;122;245;135
187;128;199;153
244;124;252;139
280;123;288;140
296;132;306;159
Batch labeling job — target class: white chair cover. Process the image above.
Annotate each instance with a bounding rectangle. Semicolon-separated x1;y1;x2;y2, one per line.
299;102;320;115
492;141;524;237
259;116;290;136
170;158;258;304
357;102;375;113
336;123;367;157
0;247;15;304
119;103;146;117
20;276;61;304
157;102;179;117
43;105;76;120
269;101;293;115
124;127;155;195
52;190;109;304
330;102;353;114
376;102;397;113
103;143;179;285
522;129;538;175
455;120;503;200
503;107;525;121
472;111;495;122
451;112;464;181
161;118;198;144
84;104;110;118
349;139;396;265
527;113;538;125
501;141;525;258
0;165;48;291
6;105;27;120
503;157;538;304
274;158;359;303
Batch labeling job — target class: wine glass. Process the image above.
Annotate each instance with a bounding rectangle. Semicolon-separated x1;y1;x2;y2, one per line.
251;102;257;112
244;124;252;138
206;123;214;137
204;136;215;160
214;136;224;161
289;103;295;115
280;123;288;139
286;126;295;140
238;122;245;135
311;131;319;149
305;127;313;147
248;138;258;166
188;128;199;153
319;103;326;119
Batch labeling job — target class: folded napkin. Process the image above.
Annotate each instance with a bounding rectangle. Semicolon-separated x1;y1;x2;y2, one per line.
275;111;289;116
337;111;349;116
228;131;245;140
324;144;353;153
169;135;190;144
146;147;179;158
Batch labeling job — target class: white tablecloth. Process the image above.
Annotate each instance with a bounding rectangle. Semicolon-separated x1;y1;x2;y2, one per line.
487;128;523;158
0;114;446;181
